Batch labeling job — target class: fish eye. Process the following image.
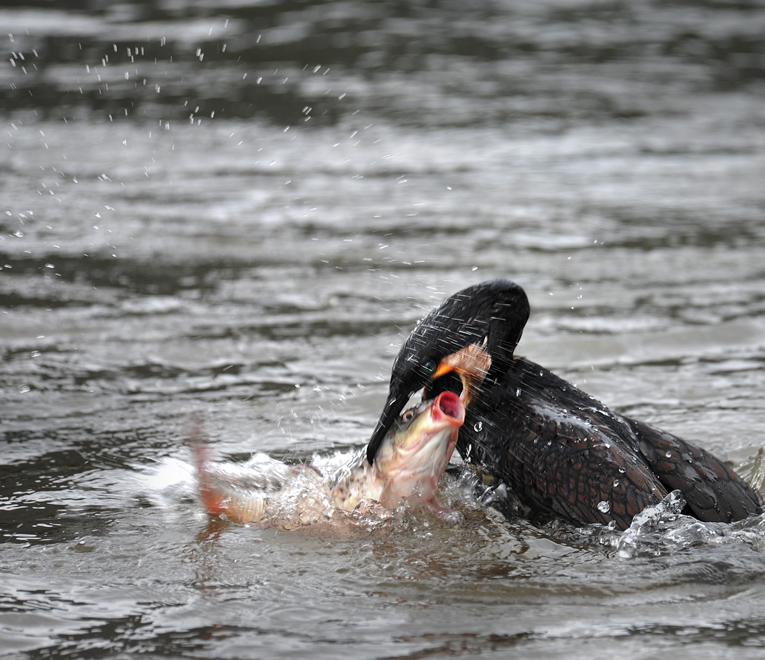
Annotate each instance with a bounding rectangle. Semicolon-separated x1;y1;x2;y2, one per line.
402;408;415;422
421;360;437;375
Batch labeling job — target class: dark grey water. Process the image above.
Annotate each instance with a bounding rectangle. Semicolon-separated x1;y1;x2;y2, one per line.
3;0;765;658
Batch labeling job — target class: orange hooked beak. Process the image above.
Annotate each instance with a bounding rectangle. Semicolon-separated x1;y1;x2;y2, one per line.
430;342;492;406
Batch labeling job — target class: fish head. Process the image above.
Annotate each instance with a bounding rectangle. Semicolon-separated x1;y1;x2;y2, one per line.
372;390;465;509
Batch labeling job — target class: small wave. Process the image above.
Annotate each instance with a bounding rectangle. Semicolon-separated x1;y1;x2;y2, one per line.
584;490;765;558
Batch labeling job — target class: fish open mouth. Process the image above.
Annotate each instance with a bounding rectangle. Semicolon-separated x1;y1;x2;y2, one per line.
433;391;465;424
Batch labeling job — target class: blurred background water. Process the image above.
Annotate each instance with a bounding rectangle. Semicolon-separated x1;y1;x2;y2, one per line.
2;1;765;658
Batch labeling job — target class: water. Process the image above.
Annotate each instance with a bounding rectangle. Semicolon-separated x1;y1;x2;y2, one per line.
2;0;765;657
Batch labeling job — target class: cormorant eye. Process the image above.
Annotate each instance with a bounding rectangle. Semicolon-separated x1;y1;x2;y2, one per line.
421;360;437;375
402;409;415;423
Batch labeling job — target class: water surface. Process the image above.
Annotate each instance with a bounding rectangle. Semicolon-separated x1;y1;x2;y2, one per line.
2;1;765;658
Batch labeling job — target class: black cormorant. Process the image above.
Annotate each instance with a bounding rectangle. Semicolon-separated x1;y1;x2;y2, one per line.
367;279;762;529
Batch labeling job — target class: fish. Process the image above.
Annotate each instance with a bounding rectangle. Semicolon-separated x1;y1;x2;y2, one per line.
190;390;465;526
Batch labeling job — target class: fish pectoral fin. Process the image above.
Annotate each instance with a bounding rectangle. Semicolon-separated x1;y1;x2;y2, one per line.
377;479;400;509
423;498;460;522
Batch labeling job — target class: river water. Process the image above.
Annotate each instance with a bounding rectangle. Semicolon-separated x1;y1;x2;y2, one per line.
2;0;765;658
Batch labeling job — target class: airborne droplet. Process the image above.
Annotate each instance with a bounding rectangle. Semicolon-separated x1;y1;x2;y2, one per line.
473;421;483;433
597;500;610;513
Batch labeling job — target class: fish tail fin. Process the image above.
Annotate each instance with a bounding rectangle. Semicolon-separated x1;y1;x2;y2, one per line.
186;418;267;524
186;417;228;518
191;443;228;517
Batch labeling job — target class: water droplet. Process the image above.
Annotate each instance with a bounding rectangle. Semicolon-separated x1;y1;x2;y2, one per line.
618;467;626;474
473;421;482;433
18;384;30;394
597;500;610;514
516;388;521;397
665;451;672;458
613;479;620;488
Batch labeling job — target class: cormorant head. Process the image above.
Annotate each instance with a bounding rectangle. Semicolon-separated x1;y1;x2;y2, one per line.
367;279;530;464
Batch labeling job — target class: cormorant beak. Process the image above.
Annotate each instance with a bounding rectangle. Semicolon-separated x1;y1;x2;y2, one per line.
430;342;492;407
